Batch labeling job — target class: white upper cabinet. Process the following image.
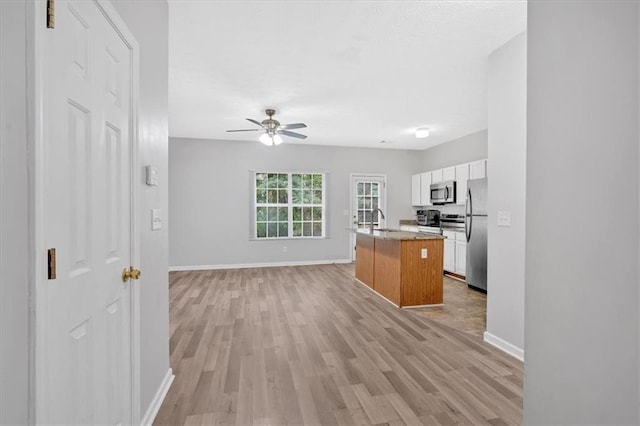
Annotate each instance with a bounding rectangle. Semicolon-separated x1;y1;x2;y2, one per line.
420;172;432;206
431;169;444;184
411;173;421;206
442;167;456;181
411;159;486;208
469;159;487;179
455;164;469;205
411;172;433;206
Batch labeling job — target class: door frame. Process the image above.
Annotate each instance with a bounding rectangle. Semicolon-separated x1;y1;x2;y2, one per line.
349;173;387;262
28;1;141;423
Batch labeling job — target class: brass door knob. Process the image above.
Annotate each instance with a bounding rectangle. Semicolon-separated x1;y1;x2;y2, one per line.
130;268;141;280
122;266;142;282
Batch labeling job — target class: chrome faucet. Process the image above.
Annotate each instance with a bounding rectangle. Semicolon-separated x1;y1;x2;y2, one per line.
370;208;385;234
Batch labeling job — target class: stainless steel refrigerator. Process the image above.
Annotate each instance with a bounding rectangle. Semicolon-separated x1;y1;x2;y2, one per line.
465;178;488;291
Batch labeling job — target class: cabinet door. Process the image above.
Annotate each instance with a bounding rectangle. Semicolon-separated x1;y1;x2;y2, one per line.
444;239;456;272
420;172;432;206
443;167;455;181
455;164;469;205
431;169;444;184
455;240;467;275
469;160;487;180
411;173;421;206
443;231;456;272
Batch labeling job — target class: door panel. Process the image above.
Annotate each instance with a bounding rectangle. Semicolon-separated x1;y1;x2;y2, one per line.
42;1;133;424
350;175;386;260
444;239;455;272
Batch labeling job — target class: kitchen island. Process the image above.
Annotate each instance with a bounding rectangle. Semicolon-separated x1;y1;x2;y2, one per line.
352;229;444;307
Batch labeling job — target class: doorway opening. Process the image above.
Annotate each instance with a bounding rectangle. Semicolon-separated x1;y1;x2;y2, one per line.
349;174;386;261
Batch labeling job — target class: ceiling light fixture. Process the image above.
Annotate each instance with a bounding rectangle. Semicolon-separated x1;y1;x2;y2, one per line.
227;109;308;147
415;127;430;138
259;132;283;146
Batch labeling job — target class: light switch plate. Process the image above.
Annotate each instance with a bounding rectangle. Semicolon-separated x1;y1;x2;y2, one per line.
497;211;512;227
151;209;162;230
421;248;428;258
146;165;159;186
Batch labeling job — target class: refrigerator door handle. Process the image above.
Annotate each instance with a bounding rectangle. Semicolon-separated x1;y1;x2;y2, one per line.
466;187;472;243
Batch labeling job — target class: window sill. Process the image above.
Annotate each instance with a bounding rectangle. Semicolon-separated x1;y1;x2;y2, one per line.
249;236;328;241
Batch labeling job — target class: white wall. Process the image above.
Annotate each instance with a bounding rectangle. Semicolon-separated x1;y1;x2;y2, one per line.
1;1;171;422
169;138;421;268
485;33;527;359
111;0;171;417
421;129;488;172
0;2;30;424
525;1;639;424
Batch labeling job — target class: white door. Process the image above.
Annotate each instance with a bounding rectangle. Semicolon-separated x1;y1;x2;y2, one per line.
41;1;136;424
350;175;386;260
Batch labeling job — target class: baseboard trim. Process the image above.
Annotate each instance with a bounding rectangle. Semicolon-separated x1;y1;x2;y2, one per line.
354;278;400;307
444;271;466;282
140;368;174;426
483;331;524;362
402;303;444;309
169;259;352;272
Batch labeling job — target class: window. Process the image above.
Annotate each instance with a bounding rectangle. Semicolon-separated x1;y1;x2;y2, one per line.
254;172;325;239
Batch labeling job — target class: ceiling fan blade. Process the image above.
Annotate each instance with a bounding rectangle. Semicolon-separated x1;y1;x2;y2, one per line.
278;129;308;139
279;123;307;130
246;118;265;128
226;129;261;132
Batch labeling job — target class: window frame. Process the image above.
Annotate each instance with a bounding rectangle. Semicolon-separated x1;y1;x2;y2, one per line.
252;171;327;240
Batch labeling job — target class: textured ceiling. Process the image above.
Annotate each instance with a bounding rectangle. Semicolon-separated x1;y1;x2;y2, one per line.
169;1;526;150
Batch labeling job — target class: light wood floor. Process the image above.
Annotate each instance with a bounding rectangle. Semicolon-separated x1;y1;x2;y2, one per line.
155;264;522;425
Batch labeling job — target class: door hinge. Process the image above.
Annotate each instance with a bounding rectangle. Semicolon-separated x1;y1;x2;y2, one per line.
46;0;55;29
47;248;57;280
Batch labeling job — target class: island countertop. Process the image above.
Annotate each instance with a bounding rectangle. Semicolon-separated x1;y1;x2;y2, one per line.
348;228;445;240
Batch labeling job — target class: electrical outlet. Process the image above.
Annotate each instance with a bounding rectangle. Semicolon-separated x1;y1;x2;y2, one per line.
497;211;512;227
283;246;288;253
421;248;427;258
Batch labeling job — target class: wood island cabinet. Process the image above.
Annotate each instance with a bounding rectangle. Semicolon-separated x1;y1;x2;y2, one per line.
354;232;374;288
355;233;444;307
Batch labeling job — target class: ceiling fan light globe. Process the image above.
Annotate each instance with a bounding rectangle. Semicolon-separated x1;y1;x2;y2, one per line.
259;133;273;146
273;134;283;145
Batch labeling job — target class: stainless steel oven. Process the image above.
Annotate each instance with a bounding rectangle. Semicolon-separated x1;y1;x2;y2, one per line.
430;180;456;204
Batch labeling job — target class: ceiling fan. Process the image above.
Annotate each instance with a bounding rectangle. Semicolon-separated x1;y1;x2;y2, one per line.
226;109;308;146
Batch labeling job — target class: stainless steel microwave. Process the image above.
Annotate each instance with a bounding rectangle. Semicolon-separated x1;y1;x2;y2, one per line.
430;180;456;204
